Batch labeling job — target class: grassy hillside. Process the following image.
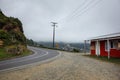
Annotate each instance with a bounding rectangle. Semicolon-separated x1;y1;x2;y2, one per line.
0;10;28;57
0;10;26;46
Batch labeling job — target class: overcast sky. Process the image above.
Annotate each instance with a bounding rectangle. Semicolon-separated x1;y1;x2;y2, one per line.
0;0;120;42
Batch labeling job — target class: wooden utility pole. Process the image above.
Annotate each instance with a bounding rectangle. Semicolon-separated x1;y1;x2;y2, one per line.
51;22;57;48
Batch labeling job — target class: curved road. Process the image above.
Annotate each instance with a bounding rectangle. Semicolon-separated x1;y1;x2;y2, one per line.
0;46;60;71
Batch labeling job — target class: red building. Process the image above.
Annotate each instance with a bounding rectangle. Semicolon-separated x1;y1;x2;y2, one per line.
89;33;120;58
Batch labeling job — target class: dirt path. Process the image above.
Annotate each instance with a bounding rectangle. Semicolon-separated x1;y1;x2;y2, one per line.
0;51;120;80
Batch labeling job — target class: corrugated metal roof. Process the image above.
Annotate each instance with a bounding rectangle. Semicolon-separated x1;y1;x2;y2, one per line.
88;32;120;41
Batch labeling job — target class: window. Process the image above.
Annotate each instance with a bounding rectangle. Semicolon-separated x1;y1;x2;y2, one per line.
105;41;109;51
110;41;114;48
110;40;117;49
113;40;118;49
105;40;120;50
118;40;120;49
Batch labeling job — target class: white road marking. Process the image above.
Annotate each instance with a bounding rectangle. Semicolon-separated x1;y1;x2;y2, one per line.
0;50;61;73
0;49;48;66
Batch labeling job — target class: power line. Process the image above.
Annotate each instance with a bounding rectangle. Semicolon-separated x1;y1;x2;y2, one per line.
67;0;95;21
65;0;102;29
71;0;102;20
59;0;102;23
69;0;102;26
67;0;100;22
58;0;88;23
58;0;94;23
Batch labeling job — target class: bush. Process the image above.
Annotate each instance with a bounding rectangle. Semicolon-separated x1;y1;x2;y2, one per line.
0;30;9;39
73;48;80;52
5;45;26;55
0;30;12;45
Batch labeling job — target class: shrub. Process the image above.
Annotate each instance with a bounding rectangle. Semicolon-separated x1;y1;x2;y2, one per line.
73;48;80;52
5;45;26;55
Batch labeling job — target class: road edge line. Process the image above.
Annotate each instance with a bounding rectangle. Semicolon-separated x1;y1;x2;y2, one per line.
0;50;62;73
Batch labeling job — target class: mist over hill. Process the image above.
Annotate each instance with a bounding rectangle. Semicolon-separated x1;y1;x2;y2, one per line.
37;41;90;52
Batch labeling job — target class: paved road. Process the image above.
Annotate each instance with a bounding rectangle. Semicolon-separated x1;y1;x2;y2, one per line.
0;46;60;71
0;52;120;80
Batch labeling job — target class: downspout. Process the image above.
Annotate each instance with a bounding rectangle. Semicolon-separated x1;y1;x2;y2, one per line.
96;40;99;56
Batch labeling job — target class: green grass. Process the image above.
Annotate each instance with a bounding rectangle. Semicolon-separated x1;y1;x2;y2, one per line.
0;48;32;61
83;55;120;64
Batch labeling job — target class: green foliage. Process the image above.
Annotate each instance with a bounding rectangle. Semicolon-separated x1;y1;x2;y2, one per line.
0;30;11;45
0;10;26;46
0;10;29;60
0;10;9;27
0;10;23;33
73;48;80;52
0;30;9;39
9;31;26;45
0;47;31;60
27;39;34;46
0;48;12;59
0;30;26;46
8;17;23;33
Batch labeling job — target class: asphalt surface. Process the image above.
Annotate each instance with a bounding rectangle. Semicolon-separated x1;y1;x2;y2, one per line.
0;46;59;71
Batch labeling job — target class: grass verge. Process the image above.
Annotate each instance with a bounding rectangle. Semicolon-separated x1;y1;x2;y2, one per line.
83;55;120;64
0;48;32;61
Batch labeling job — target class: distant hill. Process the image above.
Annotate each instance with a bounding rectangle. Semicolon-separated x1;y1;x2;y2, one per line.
37;41;90;52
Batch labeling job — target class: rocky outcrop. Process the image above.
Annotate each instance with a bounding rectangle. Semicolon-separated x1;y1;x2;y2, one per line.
0;10;27;54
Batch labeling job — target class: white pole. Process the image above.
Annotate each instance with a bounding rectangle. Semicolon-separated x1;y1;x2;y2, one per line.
107;39;110;59
84;40;86;54
96;40;99;56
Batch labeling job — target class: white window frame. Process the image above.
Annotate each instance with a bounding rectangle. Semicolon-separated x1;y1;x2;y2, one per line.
118;40;120;50
105;40;120;51
105;40;111;51
105;41;109;51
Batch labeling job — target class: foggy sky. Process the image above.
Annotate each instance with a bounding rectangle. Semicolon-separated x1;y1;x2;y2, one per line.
0;0;120;42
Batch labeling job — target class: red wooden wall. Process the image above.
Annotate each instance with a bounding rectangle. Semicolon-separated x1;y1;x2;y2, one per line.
90;41;96;55
90;40;120;58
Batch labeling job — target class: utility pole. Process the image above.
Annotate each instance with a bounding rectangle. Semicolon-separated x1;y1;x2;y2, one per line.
51;22;57;48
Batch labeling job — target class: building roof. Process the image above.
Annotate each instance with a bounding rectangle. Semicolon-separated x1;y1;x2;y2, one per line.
88;32;120;41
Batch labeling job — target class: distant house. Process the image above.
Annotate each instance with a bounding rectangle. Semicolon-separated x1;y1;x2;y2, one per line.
63;44;74;51
87;32;120;58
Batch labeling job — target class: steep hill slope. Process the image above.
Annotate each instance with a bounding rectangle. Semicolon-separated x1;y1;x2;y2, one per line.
0;10;27;54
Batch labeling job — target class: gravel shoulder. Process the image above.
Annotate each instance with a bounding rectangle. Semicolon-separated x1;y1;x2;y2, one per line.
0;51;120;80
